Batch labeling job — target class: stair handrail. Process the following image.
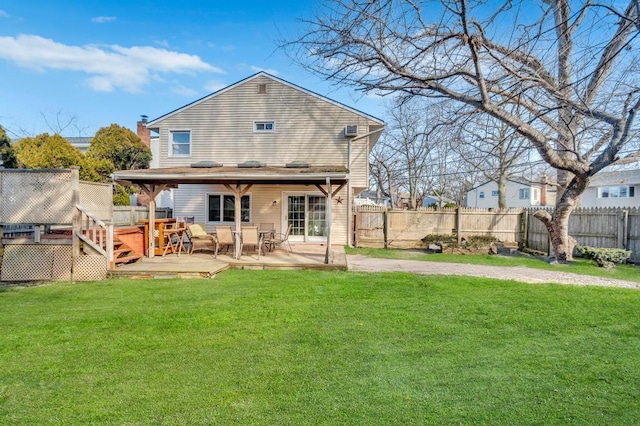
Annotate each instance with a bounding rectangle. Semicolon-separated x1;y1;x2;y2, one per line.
76;204;115;269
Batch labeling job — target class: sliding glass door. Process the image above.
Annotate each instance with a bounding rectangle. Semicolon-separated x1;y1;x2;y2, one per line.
284;193;327;242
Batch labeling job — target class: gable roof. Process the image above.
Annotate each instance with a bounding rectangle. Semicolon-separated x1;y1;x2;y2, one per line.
589;169;640;186
146;72;385;127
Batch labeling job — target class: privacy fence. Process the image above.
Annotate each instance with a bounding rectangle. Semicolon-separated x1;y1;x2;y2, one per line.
355;206;640;263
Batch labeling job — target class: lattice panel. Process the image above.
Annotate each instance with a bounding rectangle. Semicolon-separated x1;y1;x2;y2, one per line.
79;182;113;222
73;255;107;281
0;245;72;281
0;171;73;223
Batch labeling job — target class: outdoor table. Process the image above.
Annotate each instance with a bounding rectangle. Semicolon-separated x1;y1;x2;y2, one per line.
163;225;186;256
139;218;177;256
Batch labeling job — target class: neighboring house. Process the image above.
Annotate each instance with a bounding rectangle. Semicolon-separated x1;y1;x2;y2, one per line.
115;72;384;247
466;179;556;208
580;169;640;208
66;137;92;153
354;190;391;208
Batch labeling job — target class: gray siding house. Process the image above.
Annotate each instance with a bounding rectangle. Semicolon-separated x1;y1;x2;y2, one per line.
581;169;640;208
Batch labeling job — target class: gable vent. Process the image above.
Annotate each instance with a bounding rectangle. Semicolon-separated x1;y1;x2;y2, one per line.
257;84;267;94
344;125;358;137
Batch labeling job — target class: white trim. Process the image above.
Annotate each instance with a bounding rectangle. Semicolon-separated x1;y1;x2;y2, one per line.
168;129;191;158
282;191;327;242
147;72;385;127
206;192;252;224
253;120;276;133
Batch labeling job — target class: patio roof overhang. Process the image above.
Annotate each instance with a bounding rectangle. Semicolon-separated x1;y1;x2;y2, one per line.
112;165;349;186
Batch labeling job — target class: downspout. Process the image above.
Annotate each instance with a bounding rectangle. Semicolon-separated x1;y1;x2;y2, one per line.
347;127;384;247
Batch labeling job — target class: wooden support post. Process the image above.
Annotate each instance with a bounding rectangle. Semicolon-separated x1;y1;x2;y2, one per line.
224;183;253;259
106;223;114;270
234;184;242;259
325;177;332;264
139;183;170;258
148;187;157;259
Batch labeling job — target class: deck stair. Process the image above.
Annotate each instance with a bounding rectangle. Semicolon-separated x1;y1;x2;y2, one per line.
112;238;142;265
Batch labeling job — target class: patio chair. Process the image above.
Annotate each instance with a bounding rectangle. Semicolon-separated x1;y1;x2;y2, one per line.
265;224;292;253
259;222;275;239
185;223;217;255
214;226;234;258
240;226;263;259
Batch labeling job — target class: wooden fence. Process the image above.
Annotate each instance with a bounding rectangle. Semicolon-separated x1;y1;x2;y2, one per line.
111;207;172;225
355;206;523;249
525;207;640;262
355;206;640;263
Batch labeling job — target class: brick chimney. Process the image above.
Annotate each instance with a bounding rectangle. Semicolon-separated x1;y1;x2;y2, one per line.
137;114;150;148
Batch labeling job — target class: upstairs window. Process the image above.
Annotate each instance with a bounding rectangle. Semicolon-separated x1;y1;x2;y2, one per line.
254;121;275;132
479;191;485;199
491;190;499;196
598;185;635;198
169;130;191;157
519;188;530;200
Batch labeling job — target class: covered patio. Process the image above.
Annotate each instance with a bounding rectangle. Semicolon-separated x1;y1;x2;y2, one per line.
110;243;347;278
113;165;350;266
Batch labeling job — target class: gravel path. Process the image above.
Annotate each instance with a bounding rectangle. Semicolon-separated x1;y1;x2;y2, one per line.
347;255;640;289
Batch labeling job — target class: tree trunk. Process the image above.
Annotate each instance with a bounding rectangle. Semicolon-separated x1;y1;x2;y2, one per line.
533;176;586;262
498;174;507;209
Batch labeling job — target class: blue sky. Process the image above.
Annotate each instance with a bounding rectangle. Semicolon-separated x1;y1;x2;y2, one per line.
0;1;385;139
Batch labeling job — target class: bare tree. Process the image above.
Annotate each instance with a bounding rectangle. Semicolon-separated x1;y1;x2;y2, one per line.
370;141;402;207
452;112;535;208
383;98;433;208
289;0;640;261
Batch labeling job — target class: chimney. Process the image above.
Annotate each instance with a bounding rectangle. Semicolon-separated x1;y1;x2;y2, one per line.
540;175;547;206
137;114;150;148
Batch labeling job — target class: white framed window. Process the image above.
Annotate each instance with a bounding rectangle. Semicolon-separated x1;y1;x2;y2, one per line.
207;194;251;223
169;130;191;157
253;120;275;132
597;185;635;198
479;191;485;199
491;190;499;196
519;188;530;200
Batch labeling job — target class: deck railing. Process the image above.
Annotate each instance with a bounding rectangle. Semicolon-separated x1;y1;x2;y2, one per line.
76;204;115;269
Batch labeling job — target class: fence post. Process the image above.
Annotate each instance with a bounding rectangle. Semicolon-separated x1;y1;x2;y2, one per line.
520;210;529;250
384;209;389;249
456;207;462;245
620;209;629;249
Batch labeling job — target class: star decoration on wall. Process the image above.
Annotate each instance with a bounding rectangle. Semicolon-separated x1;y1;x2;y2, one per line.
336;196;343;204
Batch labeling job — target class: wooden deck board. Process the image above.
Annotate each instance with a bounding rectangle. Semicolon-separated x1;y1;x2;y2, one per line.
109;244;346;278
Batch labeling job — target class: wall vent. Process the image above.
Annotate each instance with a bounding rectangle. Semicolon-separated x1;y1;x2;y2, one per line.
258;84;267;94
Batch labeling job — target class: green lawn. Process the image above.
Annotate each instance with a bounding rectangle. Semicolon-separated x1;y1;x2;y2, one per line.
1;271;639;425
347;246;640;282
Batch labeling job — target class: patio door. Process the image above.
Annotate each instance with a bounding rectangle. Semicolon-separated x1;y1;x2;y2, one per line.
284;193;327;242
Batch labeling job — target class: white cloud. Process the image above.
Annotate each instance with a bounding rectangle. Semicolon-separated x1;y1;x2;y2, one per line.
0;10;9;18
171;85;198;97
154;39;170;48
0;34;224;93
91;16;117;23
249;65;278;75
204;79;226;93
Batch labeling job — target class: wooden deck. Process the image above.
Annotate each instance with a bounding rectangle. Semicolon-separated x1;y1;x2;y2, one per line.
109;243;347;278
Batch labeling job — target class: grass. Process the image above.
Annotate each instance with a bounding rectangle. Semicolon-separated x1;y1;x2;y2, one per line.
1;270;640;425
346;246;640;282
